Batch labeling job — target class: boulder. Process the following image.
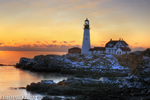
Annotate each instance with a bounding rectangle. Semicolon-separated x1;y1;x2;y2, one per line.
21;63;33;70
144;78;150;83
15;63;22;68
42;97;53;100
34;55;45;62
19;57;30;65
57;80;65;86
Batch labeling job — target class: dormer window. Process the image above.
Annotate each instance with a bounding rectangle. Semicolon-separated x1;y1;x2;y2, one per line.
108;44;113;47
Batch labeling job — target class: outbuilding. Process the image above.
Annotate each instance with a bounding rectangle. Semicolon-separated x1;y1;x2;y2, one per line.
89;47;105;54
68;47;81;54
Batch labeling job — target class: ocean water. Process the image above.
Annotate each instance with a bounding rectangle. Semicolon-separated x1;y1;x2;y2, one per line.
0;66;69;99
0;51;66;65
0;51;68;99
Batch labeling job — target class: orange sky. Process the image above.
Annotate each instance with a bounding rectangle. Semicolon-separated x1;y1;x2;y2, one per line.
0;0;150;52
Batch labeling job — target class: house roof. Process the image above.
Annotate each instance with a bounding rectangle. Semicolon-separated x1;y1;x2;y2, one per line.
89;47;105;51
119;47;131;51
105;40;128;48
68;47;81;50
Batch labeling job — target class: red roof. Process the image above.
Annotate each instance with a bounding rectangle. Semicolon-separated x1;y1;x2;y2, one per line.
68;47;81;50
105;40;128;47
89;47;105;51
120;47;131;51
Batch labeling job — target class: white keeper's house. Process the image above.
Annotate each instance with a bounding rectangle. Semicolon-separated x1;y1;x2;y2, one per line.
89;39;131;55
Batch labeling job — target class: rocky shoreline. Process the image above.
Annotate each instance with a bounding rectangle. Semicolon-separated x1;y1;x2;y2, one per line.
15;54;131;78
0;64;15;66
15;49;150;100
26;76;150;100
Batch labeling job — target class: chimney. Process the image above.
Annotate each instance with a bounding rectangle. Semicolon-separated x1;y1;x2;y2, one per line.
110;38;112;41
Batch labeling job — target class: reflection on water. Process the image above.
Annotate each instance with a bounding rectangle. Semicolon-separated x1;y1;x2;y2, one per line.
22;70;69;83
0;51;66;65
0;66;69;98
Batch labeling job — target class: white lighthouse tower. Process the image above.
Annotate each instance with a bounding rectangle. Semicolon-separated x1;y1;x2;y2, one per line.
81;18;91;55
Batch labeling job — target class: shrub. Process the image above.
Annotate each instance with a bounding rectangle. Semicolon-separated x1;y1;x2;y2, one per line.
67;56;77;62
117;54;144;76
83;59;89;66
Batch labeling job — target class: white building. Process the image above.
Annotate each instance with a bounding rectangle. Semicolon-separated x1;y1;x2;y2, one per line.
81;18;91;55
89;39;131;55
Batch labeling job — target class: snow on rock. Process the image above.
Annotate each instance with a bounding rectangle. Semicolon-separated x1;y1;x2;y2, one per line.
143;68;150;73
65;59;72;63
99;77;123;84
65;54;129;70
41;80;56;84
143;56;149;60
99;77;111;83
85;55;93;60
104;54;128;70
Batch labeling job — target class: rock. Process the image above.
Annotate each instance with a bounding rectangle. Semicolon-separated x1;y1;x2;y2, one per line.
10;87;17;90
142;48;150;56
99;77;110;83
57;80;65;86
34;55;45;62
18;87;26;89
42;97;53;100
144;77;150;83
19;57;30;65
15;63;22;68
21;63;33;70
25;76;150;100
141;89;147;94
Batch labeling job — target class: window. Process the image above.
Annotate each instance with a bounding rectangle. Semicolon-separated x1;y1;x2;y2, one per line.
86;38;87;40
116;45;118;49
109;49;111;53
109;44;112;47
117;51;121;55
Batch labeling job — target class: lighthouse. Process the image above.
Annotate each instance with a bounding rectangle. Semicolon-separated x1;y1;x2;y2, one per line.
81;18;91;55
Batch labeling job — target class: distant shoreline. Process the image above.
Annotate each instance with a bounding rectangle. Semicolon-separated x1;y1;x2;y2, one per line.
0;64;15;66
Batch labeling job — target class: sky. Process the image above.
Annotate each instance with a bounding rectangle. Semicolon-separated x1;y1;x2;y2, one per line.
0;0;150;52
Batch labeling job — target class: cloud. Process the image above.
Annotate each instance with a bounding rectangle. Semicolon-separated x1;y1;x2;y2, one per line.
134;43;138;44
0;43;4;45
44;40;49;44
69;41;75;43
36;41;41;43
100;44;104;46
63;41;67;43
99;41;106;43
52;40;57;43
0;44;70;52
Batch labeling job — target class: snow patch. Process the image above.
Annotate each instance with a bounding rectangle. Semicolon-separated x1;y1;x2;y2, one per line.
41;80;56;84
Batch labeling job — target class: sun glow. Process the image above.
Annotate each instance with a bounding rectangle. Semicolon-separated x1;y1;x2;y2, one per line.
0;0;149;52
